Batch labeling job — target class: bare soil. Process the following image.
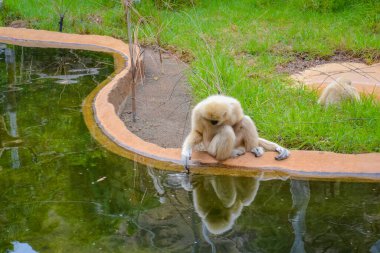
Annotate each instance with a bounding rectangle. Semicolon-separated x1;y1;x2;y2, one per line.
8;20;28;28
277;51;375;74
119;47;192;148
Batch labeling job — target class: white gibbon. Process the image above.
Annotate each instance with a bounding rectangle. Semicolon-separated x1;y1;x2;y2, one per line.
192;174;262;235
318;78;360;107
181;95;290;168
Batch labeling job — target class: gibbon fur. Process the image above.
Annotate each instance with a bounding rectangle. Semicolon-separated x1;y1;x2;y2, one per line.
192;174;262;234
181;95;290;167
318;78;360;107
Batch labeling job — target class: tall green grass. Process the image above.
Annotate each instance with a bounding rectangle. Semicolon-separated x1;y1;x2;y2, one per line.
135;0;380;153
1;0;126;36
1;0;379;153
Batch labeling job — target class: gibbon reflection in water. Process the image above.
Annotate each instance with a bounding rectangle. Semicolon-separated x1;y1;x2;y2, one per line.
192;173;262;235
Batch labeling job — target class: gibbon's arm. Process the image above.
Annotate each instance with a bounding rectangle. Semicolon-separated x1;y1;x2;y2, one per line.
182;107;204;169
317;86;331;106
258;138;290;160
181;130;203;169
237;116;265;158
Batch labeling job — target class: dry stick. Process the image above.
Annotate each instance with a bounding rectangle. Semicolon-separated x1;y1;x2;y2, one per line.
154;17;175;73
129;5;172;74
124;0;137;122
134;17;145;87
157;33;163;70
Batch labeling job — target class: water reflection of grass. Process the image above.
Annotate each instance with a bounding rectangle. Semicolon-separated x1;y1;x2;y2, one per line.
1;0;380;153
0;46;160;252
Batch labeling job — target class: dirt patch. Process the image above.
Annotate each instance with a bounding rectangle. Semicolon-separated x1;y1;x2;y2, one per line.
87;15;103;25
8;20;28;28
277;51;378;74
163;45;195;63
119;47;192;148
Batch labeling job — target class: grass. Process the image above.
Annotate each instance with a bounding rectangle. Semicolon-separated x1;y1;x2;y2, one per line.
1;0;379;153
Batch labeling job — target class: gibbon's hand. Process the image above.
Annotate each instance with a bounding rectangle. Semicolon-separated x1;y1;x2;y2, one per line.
251;147;264;157
181;173;193;191
275;147;290;160
181;149;192;170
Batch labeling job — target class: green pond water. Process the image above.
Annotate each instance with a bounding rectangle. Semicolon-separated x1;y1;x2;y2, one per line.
0;44;380;253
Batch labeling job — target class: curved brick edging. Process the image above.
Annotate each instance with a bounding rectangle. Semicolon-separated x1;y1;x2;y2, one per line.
1;27;379;182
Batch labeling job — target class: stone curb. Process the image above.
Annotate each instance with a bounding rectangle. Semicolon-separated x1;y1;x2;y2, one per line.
1;27;379;181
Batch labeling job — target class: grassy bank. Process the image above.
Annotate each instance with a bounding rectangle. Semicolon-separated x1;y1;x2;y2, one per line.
1;0;379;153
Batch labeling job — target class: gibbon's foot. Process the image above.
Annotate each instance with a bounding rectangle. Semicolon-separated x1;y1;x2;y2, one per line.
251;147;264;157
231;148;245;158
275;147;290;160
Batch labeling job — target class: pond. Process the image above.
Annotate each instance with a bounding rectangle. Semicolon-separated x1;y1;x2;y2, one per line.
0;44;379;253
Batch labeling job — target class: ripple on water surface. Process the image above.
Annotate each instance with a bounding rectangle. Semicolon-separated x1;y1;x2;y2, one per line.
0;44;380;253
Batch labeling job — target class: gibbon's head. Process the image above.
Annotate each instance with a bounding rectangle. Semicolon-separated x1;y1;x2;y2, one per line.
198;95;244;126
202;102;231;126
336;77;352;86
